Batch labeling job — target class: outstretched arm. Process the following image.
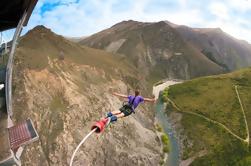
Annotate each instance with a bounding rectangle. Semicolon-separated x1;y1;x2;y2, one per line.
144;97;156;103
112;92;128;99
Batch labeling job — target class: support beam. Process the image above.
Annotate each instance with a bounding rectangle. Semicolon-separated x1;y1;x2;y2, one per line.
5;11;27;117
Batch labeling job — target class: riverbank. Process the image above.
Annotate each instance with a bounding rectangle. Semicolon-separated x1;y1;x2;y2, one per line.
155;124;168;165
153;80;182;100
153;80;182;166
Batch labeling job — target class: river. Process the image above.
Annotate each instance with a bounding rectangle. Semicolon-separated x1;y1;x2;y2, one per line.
153;80;182;166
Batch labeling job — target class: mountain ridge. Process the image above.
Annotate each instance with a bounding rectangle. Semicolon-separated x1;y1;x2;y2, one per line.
80;20;226;83
168;22;251;70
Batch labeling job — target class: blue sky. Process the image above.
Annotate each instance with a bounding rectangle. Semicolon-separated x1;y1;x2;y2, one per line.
2;0;251;43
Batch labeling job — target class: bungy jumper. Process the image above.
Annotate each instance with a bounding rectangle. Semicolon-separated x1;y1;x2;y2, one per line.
70;92;155;165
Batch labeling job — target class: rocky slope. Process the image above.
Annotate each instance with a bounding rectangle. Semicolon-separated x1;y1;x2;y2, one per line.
80;20;225;83
167;21;251;71
12;26;162;166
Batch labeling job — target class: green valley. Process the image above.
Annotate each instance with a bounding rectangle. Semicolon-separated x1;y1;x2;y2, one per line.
163;67;251;165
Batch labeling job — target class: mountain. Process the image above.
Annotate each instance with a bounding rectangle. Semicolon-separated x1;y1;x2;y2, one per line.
163;67;251;165
80;20;225;83
12;26;162;165
167;22;251;71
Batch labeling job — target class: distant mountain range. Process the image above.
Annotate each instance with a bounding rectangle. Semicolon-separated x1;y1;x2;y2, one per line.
80;20;251;82
168;21;251;70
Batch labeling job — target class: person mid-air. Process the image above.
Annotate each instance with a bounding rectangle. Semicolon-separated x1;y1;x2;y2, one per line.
106;89;155;123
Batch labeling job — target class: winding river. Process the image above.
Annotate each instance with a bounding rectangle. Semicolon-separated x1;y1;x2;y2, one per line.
153;80;182;166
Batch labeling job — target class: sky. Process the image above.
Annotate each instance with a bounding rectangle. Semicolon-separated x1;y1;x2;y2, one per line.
2;0;251;43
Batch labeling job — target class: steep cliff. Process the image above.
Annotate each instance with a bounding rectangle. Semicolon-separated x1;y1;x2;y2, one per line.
12;26;162;166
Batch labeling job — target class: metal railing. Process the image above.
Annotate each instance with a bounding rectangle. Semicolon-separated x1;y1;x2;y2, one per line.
5;12;27;117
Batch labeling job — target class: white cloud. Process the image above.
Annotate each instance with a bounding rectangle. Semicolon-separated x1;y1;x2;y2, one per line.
204;18;251;42
228;0;251;12
204;0;251;42
209;2;229;20
178;0;188;8
166;9;204;26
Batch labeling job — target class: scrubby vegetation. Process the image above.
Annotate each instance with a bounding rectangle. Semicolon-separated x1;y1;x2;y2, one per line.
161;87;169;102
161;134;170;153
155;123;170;165
155;123;163;132
161;134;169;146
155;124;170;153
159;159;164;165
